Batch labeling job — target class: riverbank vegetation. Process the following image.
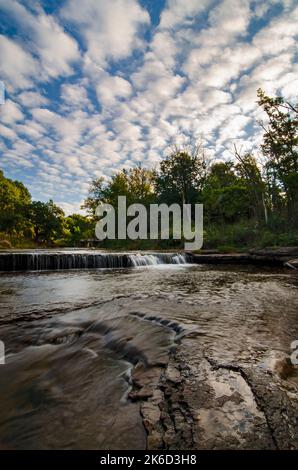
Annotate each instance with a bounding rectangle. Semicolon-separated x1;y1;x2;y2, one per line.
0;89;297;251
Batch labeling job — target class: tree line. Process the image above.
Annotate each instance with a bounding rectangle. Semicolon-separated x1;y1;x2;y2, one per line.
0;89;297;250
0;174;93;248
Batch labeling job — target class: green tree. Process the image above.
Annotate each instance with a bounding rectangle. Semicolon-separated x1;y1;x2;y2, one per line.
30;200;65;244
156;147;207;205
0;169;31;235
234;149;268;224
257;88;298;225
104;166;155;207
81;177;105;216
82;166;156;215
202;162;250;224
65;214;94;245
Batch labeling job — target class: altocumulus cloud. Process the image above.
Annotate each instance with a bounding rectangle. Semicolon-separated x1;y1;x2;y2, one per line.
0;0;297;214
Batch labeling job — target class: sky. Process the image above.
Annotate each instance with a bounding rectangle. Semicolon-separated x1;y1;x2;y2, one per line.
0;0;297;214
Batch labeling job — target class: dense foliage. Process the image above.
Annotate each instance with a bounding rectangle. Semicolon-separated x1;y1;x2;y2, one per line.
0;90;297;250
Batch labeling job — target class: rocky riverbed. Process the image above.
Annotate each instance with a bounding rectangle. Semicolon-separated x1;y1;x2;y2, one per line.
0;261;297;449
112;295;298;450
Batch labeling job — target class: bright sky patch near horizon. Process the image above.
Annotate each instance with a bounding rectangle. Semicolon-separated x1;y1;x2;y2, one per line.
0;0;297;214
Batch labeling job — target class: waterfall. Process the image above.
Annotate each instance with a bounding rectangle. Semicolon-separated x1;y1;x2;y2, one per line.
172;254;187;264
0;251;192;271
129;253;188;266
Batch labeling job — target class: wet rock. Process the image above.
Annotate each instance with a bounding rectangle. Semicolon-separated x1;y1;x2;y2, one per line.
122;293;298;450
141;390;164;449
165;365;182;384
258;350;294;379
252;247;298;257
147;430;164;450
243;366;298;449
134;337;298;450
191;246;298;266
128;388;153;400
285;258;298;269
132;364;163;386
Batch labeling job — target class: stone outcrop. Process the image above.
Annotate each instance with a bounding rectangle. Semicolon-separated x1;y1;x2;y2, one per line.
191;247;298;267
126;313;298;450
133;348;298;449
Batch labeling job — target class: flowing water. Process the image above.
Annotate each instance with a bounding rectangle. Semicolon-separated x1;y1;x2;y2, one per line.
0;252;297;449
0;250;191;271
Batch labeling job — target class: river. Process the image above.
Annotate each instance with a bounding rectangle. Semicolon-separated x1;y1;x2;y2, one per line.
0;253;297;449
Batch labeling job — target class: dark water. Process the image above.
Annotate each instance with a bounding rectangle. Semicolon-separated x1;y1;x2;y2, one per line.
0;263;297;449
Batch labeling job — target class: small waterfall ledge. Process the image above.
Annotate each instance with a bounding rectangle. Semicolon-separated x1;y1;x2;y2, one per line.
0;251;194;271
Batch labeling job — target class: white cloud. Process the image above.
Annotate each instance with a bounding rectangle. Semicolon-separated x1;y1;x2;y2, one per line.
253;5;298;56
0;35;39;91
16;123;44;140
61;0;150;66
251;53;293;82
96;75;132;106
18;91;49;107
60;82;93;110
57;200;86;216
208;0;251;35
0;99;24;124
0;0;81;79
33;14;81;78
132;56;185;106
160;0;212;29
150;31;178;68
0;123;17;140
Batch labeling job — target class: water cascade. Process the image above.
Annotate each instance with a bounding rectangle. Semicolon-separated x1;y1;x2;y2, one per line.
0;251;193;271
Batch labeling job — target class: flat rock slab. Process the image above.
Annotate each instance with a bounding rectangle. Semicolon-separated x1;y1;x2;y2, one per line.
191;248;298;266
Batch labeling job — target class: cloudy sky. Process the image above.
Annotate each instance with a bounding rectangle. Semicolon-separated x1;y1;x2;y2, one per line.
0;0;297;214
